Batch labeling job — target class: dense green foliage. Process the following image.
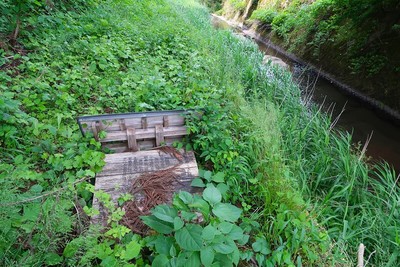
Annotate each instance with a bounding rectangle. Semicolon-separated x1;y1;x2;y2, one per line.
1;0;399;266
243;0;400;110
0;0;98;45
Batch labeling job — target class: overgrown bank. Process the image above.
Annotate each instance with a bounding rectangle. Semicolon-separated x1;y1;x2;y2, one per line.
219;0;400;113
1;0;399;266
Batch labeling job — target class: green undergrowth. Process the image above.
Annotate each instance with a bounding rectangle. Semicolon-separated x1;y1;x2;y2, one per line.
1;0;399;266
243;0;400;110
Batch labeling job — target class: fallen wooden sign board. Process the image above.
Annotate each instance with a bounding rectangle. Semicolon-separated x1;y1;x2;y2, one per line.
77;110;199;229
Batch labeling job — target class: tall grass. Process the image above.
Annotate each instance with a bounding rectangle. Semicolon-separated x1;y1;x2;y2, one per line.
170;0;400;264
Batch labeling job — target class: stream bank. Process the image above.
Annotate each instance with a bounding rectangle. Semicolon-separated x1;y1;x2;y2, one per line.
212;14;400;174
219;0;400;115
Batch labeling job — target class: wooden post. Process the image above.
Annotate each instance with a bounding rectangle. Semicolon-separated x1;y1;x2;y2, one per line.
155;125;164;146
163;115;169;127
119;119;126;131
126;128;138;152
357;243;365;267
141;117;148;129
91;122;99;140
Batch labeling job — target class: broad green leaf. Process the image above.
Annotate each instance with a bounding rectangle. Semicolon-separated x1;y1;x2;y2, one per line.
203;170;212;182
181;211;196;221
141;215;174;234
216;183;229;198
154;236;174;255
173;194;189;211
218;222;234;234
152;204;177;223
170;245;177;257
252;237;271;255
89;62;97;72
212;172;225;183
177;251;201;267
201;247;215;267
179;191;193;204
212;203;242;222
202;225;217;241
189;197;210;217
191;178;206;187
45;253;63;266
213;236;236;255
96;243;113;260
229;246;240;266
123;241;142;261
175;224;203;251
227;225;244;240
101;256;117;267
214;253;233;267
256;253;265;267
203;184;222;206
174;217;184;230
152;254;169;267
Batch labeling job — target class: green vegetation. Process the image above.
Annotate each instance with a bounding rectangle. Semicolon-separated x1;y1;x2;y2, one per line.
226;0;400;110
1;0;399;266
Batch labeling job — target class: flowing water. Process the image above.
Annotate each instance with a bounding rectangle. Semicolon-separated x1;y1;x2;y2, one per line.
212;16;400;174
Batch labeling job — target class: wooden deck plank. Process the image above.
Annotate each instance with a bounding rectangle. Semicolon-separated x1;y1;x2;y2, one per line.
92;149;199;225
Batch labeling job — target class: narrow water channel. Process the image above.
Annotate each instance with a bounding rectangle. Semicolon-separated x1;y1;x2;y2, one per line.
212;16;400;174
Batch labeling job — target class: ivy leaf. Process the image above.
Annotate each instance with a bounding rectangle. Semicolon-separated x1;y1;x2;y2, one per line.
212;203;242;222
141;215;174;234
175;224;203;251
200;247;215;267
203;184;222;206
212;172;225;183
191;178;206;187
152;204;177;223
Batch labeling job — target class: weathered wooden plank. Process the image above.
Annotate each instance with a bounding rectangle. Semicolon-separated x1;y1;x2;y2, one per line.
100;126;187;142
97;150;196;176
80;114;186;134
102;137;184;153
92;150;199;225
